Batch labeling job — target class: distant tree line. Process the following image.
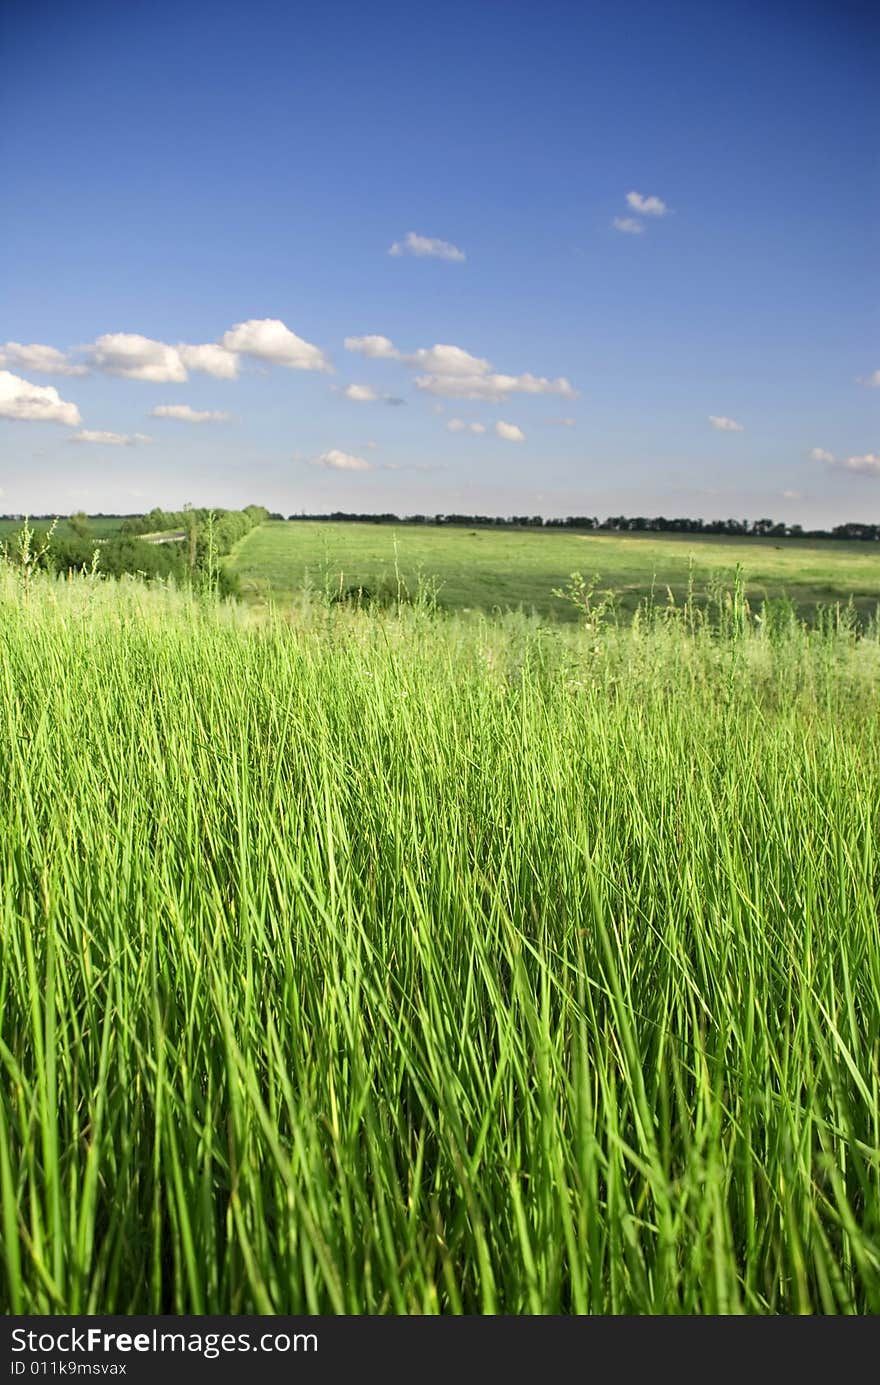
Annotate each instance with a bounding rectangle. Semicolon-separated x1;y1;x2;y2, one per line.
5;505;877;548
284;511;880;541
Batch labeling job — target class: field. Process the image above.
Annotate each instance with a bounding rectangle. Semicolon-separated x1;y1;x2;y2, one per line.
1;561;878;1314
229;521;880;623
0;517;130;541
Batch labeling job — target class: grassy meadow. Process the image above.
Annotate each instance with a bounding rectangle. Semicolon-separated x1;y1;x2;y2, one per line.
230;520;880;624
1;555;879;1314
0;517;129;541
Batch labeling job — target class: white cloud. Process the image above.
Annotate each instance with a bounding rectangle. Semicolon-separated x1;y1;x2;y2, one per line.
344;334;401;359
613;217;644;234
388;231;465;262
495;420;525;442
312;449;372;471
809;447;835;463
407;344;491;377
856;369;880;388
150;404;230;423
70;430;151;446
222;318;331;372
343;383;378;402
626;191;668;216
90;334;188;383
24;332;240;383
0;370;82;426
0;342;88;377
447;419;486;434
177;343;239;379
363;440;379;450
410;344;574;402
87;321;323;381
547;416;576;427
343;334;576;403
782;489;803;500
709;415;744;432
832;453;880;476
416;369;575;402
89;329;189;379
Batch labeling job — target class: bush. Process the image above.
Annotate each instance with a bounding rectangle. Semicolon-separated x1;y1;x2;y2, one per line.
47;506;270;593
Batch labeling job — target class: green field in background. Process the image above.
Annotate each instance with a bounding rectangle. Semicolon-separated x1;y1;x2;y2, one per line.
0;515;130;540
229;520;880;621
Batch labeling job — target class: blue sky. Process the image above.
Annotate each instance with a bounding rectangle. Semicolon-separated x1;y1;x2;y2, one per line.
1;0;877;523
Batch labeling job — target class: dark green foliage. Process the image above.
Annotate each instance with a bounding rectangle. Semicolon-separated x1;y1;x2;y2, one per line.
50;536;187;582
121;504;269;551
42;506;269;591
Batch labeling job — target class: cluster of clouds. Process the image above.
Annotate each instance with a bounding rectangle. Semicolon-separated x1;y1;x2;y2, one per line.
0;318;330;390
0;318;331;439
613;190;669;235
810;447;879;476
4;297;874;488
344;334;575;404
0;318;571;465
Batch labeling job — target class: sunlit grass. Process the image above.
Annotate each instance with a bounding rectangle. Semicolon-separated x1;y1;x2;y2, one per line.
230;519;880;623
1;568;878;1313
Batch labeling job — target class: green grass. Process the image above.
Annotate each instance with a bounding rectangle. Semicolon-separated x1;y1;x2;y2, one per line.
229;521;880;624
1;567;878;1314
0;516;129;541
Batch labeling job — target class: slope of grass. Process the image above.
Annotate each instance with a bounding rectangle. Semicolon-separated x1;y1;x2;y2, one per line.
229;520;880;623
0;569;878;1313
